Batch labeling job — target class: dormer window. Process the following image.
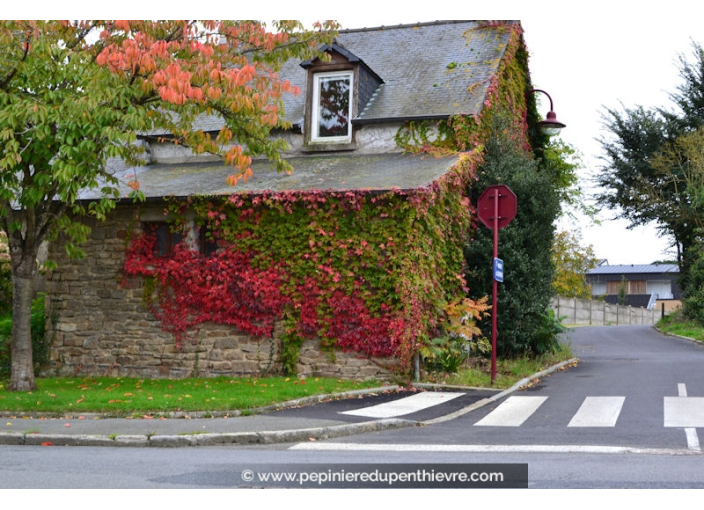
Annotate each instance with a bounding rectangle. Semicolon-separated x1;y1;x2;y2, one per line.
301;41;383;152
312;71;353;143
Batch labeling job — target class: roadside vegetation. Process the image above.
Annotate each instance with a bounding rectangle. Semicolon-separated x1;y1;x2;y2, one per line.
656;309;704;342
422;341;574;389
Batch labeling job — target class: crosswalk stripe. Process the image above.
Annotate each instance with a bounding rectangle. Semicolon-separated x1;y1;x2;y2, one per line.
568;396;625;427
674;383;701;451
340;392;465;418
664;396;704;427
474;396;548;427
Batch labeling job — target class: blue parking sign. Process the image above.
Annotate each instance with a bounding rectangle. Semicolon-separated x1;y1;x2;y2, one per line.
493;258;504;282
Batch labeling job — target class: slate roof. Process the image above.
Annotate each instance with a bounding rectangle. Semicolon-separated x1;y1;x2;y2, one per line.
97;153;461;200
587;264;679;275
169;21;515;134
105;21;516;199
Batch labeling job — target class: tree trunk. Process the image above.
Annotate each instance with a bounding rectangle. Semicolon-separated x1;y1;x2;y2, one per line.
8;275;36;392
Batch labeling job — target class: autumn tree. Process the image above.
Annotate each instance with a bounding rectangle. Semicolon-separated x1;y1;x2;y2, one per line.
551;230;597;299
0;20;337;391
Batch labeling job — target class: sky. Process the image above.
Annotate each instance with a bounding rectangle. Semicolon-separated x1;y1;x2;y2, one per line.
8;6;703;265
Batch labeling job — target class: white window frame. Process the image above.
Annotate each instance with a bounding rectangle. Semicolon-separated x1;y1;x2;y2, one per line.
310;70;354;143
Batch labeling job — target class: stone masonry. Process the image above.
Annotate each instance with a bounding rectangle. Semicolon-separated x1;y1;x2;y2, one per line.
44;205;393;380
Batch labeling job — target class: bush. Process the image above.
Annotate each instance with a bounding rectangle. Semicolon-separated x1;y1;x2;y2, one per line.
0;231;10;315
682;246;704;325
0;294;53;379
464;115;562;357
0;314;10;379
420;296;491;374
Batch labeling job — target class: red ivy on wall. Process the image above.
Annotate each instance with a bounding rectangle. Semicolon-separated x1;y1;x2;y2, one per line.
119;23;531;374
122;165;478;374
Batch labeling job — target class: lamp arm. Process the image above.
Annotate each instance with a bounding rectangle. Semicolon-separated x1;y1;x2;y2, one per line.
528;88;555;111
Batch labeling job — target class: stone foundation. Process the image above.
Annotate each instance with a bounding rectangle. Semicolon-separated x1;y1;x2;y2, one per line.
44;206;394;380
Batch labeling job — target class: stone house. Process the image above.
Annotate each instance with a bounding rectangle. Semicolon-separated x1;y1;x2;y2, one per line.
45;20;548;379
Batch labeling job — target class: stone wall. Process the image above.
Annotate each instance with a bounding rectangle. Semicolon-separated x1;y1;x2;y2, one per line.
44;205;393;380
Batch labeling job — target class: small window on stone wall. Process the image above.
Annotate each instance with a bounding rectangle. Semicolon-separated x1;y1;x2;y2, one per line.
146;222;183;257
145;222;217;257
199;226;218;257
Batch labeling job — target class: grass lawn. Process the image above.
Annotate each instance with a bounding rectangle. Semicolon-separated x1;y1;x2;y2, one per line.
656;309;704;342
0;376;387;416
0;343;576;416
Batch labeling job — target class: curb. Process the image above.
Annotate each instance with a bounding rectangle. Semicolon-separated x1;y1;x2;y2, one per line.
421;357;579;425
0;418;415;447
0;359;579;447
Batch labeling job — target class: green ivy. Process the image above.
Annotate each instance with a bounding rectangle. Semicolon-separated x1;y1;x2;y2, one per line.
121;23;540;376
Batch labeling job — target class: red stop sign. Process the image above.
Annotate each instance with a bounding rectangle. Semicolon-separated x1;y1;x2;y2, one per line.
476;185;517;230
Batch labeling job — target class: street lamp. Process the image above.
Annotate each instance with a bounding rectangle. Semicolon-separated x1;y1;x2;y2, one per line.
529;88;566;135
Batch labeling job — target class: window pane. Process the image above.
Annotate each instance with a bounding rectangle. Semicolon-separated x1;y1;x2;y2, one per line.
148;222;183;257
152;223;169;257
317;75;350;138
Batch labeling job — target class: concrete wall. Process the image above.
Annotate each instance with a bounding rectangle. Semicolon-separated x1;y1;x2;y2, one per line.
550;296;667;326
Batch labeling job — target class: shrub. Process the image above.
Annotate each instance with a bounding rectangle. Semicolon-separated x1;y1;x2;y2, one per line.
0;294;53;379
0;231;10;314
464;115;562;357
420;296;491;373
682;246;704;325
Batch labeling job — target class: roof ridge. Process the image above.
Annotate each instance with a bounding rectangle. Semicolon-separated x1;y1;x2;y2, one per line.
338;20;482;34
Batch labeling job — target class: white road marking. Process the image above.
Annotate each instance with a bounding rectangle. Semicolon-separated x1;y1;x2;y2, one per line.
664;397;704;427
340;392;465;418
568;396;625;427
289;442;694;455
473;396;548;427
685;428;701;451
669;383;702;451
679;383;688;397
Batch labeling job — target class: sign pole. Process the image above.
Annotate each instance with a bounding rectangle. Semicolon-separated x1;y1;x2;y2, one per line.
476;184;516;386
491;188;499;385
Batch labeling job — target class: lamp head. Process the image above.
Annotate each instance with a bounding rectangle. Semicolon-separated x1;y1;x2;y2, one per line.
539;110;566;136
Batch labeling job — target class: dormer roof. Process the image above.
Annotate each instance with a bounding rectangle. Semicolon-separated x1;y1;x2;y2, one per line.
300;40;364;67
282;20;515;127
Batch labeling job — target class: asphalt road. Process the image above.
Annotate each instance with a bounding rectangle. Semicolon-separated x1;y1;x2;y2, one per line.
293;325;704;452
5;325;704;490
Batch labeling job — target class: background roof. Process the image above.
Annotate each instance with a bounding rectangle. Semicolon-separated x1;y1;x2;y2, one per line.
587;264;679;275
